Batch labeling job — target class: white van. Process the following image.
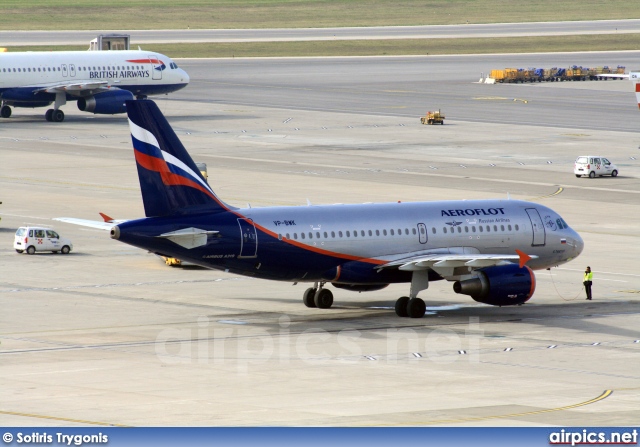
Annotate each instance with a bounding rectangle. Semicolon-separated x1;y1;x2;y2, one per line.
574;156;618;178
14;226;73;254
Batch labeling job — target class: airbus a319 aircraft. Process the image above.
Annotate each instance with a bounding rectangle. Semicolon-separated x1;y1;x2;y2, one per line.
57;100;584;318
0;50;189;122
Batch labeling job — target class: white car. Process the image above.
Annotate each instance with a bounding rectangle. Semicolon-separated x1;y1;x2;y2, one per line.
574;156;618;178
14;226;73;254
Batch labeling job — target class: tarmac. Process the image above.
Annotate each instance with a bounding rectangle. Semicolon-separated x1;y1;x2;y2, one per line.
0;53;639;427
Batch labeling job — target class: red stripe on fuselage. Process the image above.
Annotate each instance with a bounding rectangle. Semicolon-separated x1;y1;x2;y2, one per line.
127;58;162;64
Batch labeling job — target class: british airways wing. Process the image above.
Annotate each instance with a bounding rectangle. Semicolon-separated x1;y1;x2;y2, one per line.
0;50;189;122
56;99;584;318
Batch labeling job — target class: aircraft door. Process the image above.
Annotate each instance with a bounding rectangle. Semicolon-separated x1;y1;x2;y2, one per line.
69;64;76;77
61;64;68;77
238;218;258;258
149;55;162;80
417;223;428;244
525;208;546;246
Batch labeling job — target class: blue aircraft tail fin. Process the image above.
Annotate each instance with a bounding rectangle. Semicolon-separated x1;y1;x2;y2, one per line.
126;100;232;217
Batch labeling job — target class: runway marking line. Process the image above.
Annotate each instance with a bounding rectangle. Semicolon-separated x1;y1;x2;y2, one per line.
0;409;129;427
390;389;613;426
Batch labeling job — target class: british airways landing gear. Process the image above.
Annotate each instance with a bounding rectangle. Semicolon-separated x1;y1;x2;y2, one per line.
46;92;66;122
1;105;11;118
45;109;65;122
302;282;333;309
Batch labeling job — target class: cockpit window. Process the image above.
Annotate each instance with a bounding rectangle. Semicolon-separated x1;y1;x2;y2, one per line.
169;62;179;69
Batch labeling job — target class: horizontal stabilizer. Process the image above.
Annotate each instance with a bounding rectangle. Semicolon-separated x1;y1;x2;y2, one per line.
156;227;219;249
53;217;116;231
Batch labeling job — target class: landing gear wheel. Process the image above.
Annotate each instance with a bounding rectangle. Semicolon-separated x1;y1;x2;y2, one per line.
45;109;54;121
589;171;596;178
314;288;334;309
53;109;65;122
303;287;317;308
27;246;36;255
61;245;70;254
611;170;618;177
1;105;11;118
407;298;426;318
395;296;410;317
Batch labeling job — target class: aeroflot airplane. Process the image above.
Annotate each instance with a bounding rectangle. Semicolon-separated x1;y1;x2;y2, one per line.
0;50;189;122
56;100;584;318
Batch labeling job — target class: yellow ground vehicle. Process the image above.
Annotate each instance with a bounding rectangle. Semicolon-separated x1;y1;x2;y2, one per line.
420;110;445;125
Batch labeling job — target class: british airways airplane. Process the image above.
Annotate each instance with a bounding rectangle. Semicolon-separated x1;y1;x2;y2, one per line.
0;50;189;122
56;100;584;318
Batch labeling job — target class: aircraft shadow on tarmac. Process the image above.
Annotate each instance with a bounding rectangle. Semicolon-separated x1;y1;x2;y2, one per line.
236;296;640;339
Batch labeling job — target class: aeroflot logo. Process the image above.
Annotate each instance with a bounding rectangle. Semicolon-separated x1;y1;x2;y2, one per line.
441;207;506;217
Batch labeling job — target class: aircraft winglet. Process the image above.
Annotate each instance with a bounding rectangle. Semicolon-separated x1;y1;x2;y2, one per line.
515;249;532;268
99;212;114;222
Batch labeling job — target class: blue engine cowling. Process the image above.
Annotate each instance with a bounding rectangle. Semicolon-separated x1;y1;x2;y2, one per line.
77;90;134;114
453;264;535;306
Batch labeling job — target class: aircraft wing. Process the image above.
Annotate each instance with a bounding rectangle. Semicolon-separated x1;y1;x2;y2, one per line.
35;80;112;96
378;250;537;277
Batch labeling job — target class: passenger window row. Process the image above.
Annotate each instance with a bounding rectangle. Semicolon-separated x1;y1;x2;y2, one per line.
278;224;519;241
442;224;519;234
2;65;146;74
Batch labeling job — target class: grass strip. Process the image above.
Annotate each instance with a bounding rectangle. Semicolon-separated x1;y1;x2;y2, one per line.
0;0;639;30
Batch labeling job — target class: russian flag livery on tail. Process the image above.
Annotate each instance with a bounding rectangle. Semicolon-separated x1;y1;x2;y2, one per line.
127;100;232;217
56;100;584;318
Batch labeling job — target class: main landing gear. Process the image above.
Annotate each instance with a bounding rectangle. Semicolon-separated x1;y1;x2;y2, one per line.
1;105;11;118
394;296;426;318
45;108;65;122
45;91;67;122
302;282;334;309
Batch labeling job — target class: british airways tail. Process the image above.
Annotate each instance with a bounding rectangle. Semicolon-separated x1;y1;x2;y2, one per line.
126;100;233;217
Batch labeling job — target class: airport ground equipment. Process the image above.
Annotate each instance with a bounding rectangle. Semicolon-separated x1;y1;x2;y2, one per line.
420;110;445;125
487;65;626;83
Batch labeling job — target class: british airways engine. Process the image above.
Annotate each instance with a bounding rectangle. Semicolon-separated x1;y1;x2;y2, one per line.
56;100;584;319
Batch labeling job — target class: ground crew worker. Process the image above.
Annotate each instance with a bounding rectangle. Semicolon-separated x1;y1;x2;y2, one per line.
583;266;593;300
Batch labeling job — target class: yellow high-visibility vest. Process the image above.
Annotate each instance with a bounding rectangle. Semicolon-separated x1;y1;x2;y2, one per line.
584;272;593;282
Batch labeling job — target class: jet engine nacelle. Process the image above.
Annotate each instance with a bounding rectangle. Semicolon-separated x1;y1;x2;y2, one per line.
453;264;535;306
77;90;134;114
